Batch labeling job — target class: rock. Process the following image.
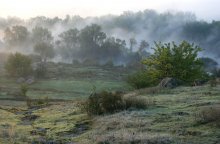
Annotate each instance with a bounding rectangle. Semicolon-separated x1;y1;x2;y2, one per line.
26;77;35;84
17;77;25;83
22;114;39;121
192;79;207;86
159;77;179;88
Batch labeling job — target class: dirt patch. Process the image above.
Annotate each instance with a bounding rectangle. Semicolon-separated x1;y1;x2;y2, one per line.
20;114;39;125
172;111;190;116
30;127;48;136
57;120;91;138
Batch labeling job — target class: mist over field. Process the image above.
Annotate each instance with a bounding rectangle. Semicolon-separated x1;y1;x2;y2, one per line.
0;10;220;64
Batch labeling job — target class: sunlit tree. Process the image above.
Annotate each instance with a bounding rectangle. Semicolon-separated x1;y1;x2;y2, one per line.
142;41;204;83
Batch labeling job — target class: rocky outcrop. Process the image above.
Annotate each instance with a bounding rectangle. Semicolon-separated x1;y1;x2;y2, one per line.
159;77;179;88
16;76;35;84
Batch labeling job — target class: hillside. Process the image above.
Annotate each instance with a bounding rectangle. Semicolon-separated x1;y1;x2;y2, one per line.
0;84;219;144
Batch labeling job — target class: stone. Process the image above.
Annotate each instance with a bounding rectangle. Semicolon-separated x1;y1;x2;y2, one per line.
26;77;35;84
158;77;179;88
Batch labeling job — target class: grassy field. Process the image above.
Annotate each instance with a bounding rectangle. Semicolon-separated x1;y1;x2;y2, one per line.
0;64;220;143
0;85;220;143
0;64;132;100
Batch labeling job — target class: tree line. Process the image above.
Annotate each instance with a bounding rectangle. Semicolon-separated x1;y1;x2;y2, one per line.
3;24;149;66
1;10;220;59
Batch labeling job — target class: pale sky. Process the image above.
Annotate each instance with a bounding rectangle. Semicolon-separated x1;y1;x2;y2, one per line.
0;0;219;21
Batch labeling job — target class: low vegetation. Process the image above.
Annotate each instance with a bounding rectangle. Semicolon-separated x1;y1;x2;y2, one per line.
126;70;158;89
127;41;209;89
81;91;124;115
1;85;219;144
4;53;32;77
81;91;153;115
195;105;220;126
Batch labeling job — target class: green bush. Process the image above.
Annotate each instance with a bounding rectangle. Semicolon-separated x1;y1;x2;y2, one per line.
142;41;204;84
126;71;158;89
81;91;153;115
82;91;124;115
18;84;33;107
4;53;33;77
20;84;28;97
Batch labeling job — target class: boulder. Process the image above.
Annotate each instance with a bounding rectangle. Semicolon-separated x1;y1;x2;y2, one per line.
159;77;179;88
26;76;35;84
193;79;207;86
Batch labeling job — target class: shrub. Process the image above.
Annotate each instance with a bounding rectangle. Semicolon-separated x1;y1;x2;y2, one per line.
195;106;220;127
82;91;124;115
19;84;32;107
142;41;204;84
126;71;158;89
4;52;33;77
26;97;32;107
81;91;153;115
20;84;28;97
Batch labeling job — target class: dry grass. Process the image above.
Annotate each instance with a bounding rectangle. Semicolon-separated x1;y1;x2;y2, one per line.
124;86;166;97
124;96;155;110
1;85;220;144
82;111;173;144
195;105;220;126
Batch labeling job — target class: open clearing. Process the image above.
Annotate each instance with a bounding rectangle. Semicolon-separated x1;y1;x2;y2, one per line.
0;83;220;143
0;65;219;143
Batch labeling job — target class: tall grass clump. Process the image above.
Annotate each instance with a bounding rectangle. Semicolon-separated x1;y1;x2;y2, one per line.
81;91;154;115
195;106;220;127
82;91;124;115
124;96;155;110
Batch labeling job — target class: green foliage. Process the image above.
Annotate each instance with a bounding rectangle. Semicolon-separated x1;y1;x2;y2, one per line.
4;53;33;77
82;91;124;115
20;84;28;97
19;84;32;107
79;24;106;48
82;90;151;115
127;71;158;89
142;41;204;83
